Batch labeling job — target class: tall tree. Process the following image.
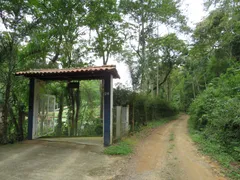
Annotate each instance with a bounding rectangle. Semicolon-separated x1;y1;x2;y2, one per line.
119;0;188;91
85;0;123;119
86;0;123;65
148;33;188;95
0;0;37;143
0;0;88;142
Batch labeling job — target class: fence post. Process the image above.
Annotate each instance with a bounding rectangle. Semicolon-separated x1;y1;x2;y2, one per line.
116;106;121;139
121;106;130;135
126;105;129;132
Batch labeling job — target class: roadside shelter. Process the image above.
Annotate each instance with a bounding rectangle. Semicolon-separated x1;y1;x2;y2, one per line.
15;65;120;146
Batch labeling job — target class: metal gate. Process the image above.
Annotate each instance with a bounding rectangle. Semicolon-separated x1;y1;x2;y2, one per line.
36;94;56;137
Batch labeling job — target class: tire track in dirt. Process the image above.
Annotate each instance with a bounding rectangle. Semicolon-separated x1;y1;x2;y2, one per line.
0;141;123;180
0;144;41;167
112;114;226;180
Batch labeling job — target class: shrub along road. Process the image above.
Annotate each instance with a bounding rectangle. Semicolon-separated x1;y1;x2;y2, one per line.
113;114;226;180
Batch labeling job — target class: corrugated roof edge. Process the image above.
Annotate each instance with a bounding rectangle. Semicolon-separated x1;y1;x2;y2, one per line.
15;65;120;79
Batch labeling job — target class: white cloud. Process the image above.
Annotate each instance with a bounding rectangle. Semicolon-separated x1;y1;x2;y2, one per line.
182;0;207;28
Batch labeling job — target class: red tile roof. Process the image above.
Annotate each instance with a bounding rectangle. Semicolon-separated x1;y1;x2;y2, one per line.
15;65;120;80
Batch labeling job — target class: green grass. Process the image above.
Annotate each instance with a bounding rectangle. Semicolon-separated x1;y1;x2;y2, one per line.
104;139;136;155
147;115;178;129
189;124;240;179
168;144;175;153
104;115;178;156
169;132;174;141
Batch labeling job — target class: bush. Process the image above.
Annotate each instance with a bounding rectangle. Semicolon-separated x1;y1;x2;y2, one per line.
127;94;177;127
95;124;103;136
189;67;240;160
113;85;178;130
104;140;134;155
79;118;103;137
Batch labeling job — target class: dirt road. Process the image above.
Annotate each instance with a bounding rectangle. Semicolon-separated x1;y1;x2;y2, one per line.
0;115;227;180
113;114;226;180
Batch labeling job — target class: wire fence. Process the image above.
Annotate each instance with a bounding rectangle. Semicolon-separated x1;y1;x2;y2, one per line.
36;94;56;138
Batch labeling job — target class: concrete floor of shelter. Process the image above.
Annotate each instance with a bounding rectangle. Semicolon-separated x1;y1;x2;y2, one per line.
0;137;123;180
39;136;103;146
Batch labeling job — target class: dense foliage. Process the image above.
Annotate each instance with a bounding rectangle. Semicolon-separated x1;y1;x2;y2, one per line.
189;68;240;160
114;85;177;130
170;1;240;177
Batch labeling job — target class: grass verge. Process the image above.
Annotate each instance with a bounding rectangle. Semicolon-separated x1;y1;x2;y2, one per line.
104;139;135;155
188;122;240;179
169;132;174;141
147;115;177;129
104;115;178;156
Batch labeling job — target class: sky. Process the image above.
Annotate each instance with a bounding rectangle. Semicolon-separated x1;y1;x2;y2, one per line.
182;0;207;27
109;0;208;87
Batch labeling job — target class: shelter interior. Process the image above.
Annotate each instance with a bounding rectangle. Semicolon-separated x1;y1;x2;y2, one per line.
15;65;120;146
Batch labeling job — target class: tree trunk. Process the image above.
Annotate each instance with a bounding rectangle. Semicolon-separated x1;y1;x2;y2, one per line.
157;64;159;96
18;105;25;141
9;106;19;141
167;79;170;102
0;73;11;144
9;105;25;141
39;98;47;136
70;89;75;136
141;0;147;91
100;80;104;120
75;86;80;136
131;104;135;131
57;93;64;136
204;74;207;88
67;88;73;136
192;81;196;99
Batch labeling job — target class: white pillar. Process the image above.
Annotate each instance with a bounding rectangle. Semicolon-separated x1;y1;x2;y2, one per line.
116;106;121;139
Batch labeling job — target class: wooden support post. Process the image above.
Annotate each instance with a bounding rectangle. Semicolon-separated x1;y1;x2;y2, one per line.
103;75;113;146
